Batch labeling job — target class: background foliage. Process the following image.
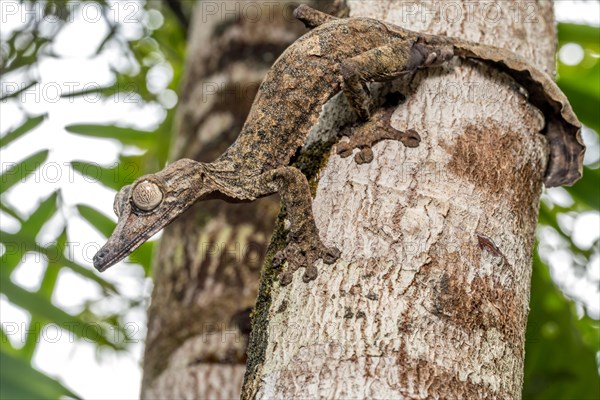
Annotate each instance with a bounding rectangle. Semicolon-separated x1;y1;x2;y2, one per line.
0;1;598;399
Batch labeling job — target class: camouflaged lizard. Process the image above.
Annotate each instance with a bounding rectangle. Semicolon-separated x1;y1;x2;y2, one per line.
93;5;584;285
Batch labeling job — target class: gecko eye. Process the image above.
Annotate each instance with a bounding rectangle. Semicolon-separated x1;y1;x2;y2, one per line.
132;180;163;211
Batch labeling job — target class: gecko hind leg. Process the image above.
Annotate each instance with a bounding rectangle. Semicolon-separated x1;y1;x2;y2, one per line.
293;4;338;29
336;106;421;164
253;166;340;286
340;41;454;120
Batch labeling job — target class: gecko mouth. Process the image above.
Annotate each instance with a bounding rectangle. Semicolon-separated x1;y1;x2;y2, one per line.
93;239;145;272
93;206;176;272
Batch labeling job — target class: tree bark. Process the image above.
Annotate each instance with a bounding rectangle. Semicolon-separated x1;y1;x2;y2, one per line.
243;0;555;398
140;1;343;398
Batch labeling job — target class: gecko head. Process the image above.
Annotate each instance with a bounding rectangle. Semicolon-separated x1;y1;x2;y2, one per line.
93;159;212;272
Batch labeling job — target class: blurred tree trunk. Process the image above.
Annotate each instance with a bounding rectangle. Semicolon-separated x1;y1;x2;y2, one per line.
242;0;556;398
140;1;343;398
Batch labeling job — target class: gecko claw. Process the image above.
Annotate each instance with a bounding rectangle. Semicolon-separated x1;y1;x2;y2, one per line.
336;106;422;166
303;265;318;283
336;142;353;158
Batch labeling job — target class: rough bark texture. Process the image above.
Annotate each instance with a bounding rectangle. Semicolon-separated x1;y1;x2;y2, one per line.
243;0;555;398
140;1;340;398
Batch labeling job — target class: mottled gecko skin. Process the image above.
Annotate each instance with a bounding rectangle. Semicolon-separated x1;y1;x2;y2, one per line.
216;16;414;174
94;5;583;285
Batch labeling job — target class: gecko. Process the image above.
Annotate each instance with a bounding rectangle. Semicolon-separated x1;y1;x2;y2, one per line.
93;4;584;285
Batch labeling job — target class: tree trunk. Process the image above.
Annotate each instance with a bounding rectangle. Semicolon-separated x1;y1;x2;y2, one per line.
140;1;342;398
243;0;555;398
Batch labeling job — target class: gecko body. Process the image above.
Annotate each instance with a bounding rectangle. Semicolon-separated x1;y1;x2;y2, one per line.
94;5;583;284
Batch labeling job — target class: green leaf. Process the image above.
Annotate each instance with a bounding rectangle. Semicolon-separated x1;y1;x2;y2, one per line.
71;155;142;191
129;241;155;275
38;230;66;299
0;235;24;273
567;166;600;211
1;191;59;275
557;22;600;133
60;83;120;100
2;36;50;74
523;252;600;399
0;200;23;222
558;23;600;52
19;232;69;359
0;150;49;194
1;230;117;293
155;110;174;167
0;350;80;399
0;274;123;351
0;81;38;103
0;329;16;355
557;63;600;133
77;204;115;238
19;191;59;239
65;124;156;148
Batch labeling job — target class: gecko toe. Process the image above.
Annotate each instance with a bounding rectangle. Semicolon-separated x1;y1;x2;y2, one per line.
336;142;353;158
279;269;293;286
322;246;341;264
276;240;340;285
355;147;374;164
273;250;286;267
400;129;421;148
302;265;318;282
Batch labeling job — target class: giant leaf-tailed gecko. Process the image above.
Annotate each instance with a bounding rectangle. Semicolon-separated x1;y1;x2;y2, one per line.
93;5;584;285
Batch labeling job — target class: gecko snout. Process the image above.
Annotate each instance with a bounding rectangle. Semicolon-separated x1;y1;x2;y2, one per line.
93;252;105;272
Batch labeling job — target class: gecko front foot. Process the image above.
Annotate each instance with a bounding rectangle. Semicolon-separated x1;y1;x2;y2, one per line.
336;106;421;164
275;235;340;286
253;166;341;286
